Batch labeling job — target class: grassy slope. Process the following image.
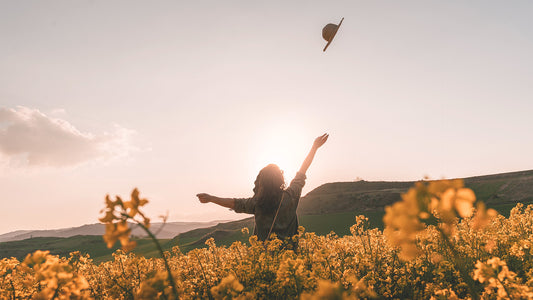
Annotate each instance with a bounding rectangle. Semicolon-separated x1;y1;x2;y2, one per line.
298;170;533;215
169;170;533;253
0;235;170;263
2;169;532;261
0;203;527;262
0;235;114;261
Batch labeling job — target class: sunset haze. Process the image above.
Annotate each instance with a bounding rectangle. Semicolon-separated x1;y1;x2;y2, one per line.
1;0;532;234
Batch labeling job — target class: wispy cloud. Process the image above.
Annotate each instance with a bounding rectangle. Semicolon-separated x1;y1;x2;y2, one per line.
0;106;135;167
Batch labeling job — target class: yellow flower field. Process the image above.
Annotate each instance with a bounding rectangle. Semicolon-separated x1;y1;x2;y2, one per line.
1;180;533;299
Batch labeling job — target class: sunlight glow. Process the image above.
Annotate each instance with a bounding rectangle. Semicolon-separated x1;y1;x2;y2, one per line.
248;122;310;184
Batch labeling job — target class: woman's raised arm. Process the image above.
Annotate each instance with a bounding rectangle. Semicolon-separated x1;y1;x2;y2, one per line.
197;193;235;209
298;133;329;175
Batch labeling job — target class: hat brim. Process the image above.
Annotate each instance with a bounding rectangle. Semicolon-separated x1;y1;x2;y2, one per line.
323;17;344;52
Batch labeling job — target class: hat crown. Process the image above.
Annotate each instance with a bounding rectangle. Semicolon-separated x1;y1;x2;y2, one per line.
322;23;338;41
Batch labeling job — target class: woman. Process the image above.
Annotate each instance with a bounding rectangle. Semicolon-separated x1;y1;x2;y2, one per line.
197;133;328;242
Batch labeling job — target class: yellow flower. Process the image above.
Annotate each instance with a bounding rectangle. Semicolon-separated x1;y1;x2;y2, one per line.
211;274;244;300
102;221;136;251
99;188;153;252
384;179;480;260
454;188;476;218
124;188;150;224
300;280;345;300
472;202;498;230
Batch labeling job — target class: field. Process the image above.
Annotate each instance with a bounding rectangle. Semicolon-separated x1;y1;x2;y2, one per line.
2;180;533;299
0;200;529;262
2;170;532;263
0;212;375;262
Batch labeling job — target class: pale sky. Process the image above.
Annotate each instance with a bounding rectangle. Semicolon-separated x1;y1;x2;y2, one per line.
1;1;532;234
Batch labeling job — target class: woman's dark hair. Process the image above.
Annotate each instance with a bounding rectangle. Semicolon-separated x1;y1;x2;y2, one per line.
253;164;285;213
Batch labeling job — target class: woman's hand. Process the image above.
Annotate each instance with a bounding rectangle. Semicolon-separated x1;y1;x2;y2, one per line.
312;133;329;149
197;193;213;204
196;194;236;209
299;133;329;174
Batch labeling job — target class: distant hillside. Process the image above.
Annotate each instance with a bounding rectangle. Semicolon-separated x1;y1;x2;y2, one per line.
2;169;533;261
0;235;168;263
297;181;411;215
297;169;533;215
166;211;389;253
0;221;225;243
169;169;533;253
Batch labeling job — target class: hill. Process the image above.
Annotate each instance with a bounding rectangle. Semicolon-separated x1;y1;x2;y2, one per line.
170;169;533;253
2;169;533;261
0;221;224;243
165;210;389;253
0;235;169;263
297;169;533;215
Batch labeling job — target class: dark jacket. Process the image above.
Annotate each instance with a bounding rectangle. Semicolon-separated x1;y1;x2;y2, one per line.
233;172;306;241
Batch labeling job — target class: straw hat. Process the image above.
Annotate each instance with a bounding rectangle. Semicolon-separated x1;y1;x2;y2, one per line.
322;17;344;52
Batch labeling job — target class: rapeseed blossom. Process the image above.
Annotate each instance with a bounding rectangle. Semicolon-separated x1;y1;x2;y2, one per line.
2;186;533;299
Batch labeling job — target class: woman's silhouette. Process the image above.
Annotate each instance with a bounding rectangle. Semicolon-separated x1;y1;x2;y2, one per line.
197;133;328;243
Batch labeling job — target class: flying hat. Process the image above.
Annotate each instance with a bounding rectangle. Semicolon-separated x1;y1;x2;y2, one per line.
322;17;344;52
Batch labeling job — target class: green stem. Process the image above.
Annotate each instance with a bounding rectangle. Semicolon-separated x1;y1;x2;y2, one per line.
9;279;16;300
496;278;511;298
366;232;374;263
436;227;479;300
103;265;134;299
313;239;334;280
192;252;214;300
87;263;99;297
134;221;179;300
51;285;60;300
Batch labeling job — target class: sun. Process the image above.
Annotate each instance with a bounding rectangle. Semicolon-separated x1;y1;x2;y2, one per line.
248;126;310;182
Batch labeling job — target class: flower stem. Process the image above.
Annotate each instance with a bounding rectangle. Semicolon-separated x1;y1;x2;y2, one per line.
134;220;179;300
436;227;479;300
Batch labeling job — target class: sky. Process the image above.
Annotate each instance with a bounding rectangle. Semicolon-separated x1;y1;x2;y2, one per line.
1;1;532;234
